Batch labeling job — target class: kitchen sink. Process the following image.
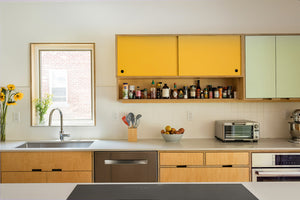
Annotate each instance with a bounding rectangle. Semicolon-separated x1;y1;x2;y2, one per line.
16;141;94;148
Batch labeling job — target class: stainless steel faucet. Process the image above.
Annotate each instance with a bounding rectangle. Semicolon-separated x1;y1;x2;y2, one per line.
49;108;70;141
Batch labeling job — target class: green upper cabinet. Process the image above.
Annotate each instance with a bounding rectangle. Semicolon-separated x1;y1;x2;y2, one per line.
245;36;276;98
276;36;300;98
246;35;300;99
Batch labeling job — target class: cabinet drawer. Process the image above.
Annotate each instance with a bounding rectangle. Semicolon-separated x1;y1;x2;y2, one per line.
1;152;92;171
47;171;92;183
160;153;203;166
206;152;249;165
159;167;249;182
2;172;47;183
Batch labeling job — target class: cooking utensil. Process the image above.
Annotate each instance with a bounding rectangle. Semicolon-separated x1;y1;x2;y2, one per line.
126;114;132;127
127;112;134;128
122;116;129;126
134;114;142;128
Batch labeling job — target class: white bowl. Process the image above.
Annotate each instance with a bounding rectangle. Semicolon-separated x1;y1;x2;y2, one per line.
161;133;183;142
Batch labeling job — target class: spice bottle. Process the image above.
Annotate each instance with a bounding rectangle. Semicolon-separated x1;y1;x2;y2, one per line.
143;89;148;99
122;83;128;99
156;82;162;99
227;86;232;98
204;88;208;99
136;86;141;99
218;86;223;99
129;85;135;99
190;85;196;99
223;87;227;98
183;85;188;99
208;87;213;99
178;89;184;99
172;83;178;99
196;80;201;99
150;80;156;99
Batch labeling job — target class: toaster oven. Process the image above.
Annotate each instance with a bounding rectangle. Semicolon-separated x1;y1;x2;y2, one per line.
215;120;259;142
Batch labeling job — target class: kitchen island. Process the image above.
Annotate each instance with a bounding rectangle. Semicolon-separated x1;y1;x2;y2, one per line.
0;182;299;200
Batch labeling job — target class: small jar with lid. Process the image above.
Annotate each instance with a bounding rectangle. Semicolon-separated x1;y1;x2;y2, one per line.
222;87;228;99
204;88;208;99
136;86;141;99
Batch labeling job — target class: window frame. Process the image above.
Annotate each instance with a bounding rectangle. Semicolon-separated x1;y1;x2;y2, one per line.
30;43;96;126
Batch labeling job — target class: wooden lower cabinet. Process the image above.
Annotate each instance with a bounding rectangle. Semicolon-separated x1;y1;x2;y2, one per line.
0;151;93;183
160;167;249;182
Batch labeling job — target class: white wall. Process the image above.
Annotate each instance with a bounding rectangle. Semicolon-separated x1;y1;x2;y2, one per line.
1;0;300;141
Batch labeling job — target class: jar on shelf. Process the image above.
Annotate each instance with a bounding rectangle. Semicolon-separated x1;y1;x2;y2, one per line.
122;83;128;99
129;85;135;99
218;86;223;99
190;85;196;99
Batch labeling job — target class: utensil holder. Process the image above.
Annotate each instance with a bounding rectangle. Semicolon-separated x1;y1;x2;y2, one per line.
128;127;137;142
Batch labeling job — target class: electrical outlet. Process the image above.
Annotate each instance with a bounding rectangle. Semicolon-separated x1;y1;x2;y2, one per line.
187;112;193;121
13;112;21;121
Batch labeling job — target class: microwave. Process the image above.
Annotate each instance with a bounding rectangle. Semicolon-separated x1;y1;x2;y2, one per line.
215;120;259;142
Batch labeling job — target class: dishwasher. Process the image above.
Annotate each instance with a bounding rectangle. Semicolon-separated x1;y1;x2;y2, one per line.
94;151;158;182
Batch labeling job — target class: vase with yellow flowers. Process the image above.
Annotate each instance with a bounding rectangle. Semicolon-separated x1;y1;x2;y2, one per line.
0;84;24;142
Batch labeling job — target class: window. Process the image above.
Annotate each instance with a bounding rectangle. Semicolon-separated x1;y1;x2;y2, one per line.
31;43;95;126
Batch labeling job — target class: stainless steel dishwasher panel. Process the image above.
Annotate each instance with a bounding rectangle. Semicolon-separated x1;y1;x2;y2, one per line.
94;151;158;182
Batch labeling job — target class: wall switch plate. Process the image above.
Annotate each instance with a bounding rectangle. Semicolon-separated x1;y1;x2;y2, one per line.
13;112;21;121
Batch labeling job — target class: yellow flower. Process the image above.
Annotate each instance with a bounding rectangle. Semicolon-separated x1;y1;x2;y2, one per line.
6;102;16;106
14;92;24;101
7;84;15;91
1;87;6;92
0;92;5;102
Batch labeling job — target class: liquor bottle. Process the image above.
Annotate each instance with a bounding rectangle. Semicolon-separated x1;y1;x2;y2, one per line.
150;80;156;99
183;85;188;99
162;83;170;99
196;80;201;99
172;83;178;99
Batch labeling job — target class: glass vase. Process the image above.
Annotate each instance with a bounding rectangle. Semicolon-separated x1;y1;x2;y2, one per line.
0;112;6;142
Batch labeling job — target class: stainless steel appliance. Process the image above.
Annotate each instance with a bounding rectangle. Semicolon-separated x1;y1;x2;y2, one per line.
94;151;157;182
252;153;300;182
215;120;259;142
289;109;300;143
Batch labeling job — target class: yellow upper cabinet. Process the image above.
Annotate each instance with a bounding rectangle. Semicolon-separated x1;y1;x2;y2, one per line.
117;35;178;76
178;35;241;76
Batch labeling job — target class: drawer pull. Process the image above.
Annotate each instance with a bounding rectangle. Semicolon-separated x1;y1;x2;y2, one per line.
222;165;233;168
52;169;62;171
32;169;42;171
176;165;187;168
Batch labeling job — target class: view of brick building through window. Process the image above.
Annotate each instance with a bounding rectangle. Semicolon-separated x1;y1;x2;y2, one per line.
40;50;92;121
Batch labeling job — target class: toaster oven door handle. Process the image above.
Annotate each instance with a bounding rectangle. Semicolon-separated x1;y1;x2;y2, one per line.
104;160;148;165
256;171;300;176
232;122;246;125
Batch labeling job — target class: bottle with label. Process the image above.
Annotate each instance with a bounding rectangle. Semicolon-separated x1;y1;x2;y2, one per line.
172;83;178;99
196;80;201;99
162;83;170;99
222;87;227;99
208;87;213;99
213;87;219;98
178;89;184;99
136;86;141;99
218;86;223;99
150;80;156;99
122;83;128;99
190;85;196;99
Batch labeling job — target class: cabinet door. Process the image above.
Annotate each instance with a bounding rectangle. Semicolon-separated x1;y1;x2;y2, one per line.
245;36;276;98
47;172;92;183
276;36;300;98
117;36;177;76
1;172;46;183
178;35;241;76
160;168;203;182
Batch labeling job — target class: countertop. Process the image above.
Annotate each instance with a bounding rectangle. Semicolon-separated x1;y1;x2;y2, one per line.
1;138;300;152
0;182;300;200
